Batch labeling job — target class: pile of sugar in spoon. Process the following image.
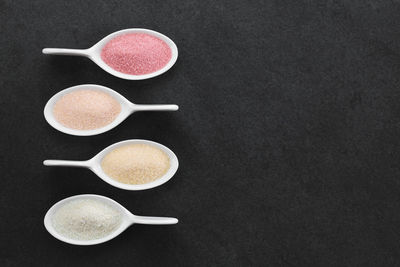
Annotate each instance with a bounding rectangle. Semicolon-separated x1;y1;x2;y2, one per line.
53;89;121;130
101;33;172;75
52;198;122;241
101;143;170;185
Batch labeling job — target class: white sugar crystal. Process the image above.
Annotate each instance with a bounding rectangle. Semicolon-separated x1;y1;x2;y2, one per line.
52;198;122;241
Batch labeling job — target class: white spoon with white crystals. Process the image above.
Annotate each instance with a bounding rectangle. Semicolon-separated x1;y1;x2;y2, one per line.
44;84;178;136
43;139;179;191
44;194;178;245
42;28;178;80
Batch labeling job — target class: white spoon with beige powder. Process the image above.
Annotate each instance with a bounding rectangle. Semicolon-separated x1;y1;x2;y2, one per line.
44;84;178;136
43;139;179;190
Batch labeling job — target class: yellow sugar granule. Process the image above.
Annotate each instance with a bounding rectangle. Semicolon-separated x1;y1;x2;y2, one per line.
101;144;170;185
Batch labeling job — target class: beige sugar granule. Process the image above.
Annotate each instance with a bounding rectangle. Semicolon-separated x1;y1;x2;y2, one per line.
53;89;121;130
101;144;170;185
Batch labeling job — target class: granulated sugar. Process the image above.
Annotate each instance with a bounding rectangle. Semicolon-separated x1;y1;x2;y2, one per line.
53;89;121;130
101;144;170;185
101;33;172;75
52;198;122;241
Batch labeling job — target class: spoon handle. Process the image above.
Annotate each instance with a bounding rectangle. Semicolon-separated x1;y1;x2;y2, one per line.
42;48;89;57
131;215;178;225
132;104;179;112
43;160;90;168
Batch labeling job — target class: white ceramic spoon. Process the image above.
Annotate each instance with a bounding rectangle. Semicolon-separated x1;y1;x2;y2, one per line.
42;28;178;80
43;139;179;190
44;194;178;245
44;84;178;136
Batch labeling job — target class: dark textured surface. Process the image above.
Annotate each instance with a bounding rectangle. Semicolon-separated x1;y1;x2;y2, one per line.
1;0;400;266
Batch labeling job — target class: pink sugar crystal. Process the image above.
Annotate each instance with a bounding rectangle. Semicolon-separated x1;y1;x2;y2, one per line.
53;90;121;130
101;33;172;75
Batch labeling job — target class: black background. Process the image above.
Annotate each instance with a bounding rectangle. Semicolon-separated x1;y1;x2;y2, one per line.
1;0;400;266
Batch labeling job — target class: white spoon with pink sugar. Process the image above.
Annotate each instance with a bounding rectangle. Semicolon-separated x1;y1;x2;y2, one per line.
42;28;178;80
44;84;179;136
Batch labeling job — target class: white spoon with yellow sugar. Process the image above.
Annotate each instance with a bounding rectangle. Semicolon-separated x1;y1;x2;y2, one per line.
43;139;179;190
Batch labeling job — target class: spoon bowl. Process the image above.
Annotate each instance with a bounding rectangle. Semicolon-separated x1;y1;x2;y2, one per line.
44;84;178;136
43;139;179;190
43;28;178;80
44;194;178;245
